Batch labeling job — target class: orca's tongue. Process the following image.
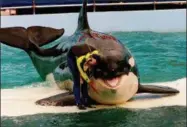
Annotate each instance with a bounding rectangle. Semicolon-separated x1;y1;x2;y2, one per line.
105;78;119;87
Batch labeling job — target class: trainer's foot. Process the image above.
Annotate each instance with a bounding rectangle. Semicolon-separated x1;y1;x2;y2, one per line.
85;104;96;108
77;104;86;110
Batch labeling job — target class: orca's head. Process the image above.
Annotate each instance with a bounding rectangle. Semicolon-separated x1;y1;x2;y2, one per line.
85;38;139;104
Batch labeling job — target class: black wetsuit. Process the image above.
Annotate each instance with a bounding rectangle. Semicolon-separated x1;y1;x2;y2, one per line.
67;44;96;106
67;49;89;105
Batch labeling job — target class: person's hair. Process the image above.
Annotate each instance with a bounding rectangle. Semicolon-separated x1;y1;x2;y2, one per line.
91;54;101;63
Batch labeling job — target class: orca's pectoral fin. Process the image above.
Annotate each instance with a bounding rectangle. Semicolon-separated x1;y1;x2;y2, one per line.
0;27;30;50
137;84;180;94
35;92;76;106
27;26;64;46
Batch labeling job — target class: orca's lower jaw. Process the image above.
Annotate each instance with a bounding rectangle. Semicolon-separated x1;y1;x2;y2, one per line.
88;72;139;104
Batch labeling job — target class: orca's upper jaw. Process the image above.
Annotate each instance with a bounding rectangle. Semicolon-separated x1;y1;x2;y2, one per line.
93;59;131;80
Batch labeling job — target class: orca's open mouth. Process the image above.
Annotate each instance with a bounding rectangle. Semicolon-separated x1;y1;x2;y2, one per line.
103;77;120;88
91;72;138;90
92;76;123;90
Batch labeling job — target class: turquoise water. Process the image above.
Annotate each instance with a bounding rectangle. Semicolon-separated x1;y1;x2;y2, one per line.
1;32;186;88
1;32;186;127
1;106;186;127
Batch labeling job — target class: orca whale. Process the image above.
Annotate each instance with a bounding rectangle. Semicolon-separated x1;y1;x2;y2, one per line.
0;0;179;106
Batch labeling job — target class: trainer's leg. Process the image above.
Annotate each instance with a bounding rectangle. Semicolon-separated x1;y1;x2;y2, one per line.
67;50;86;109
67;51;81;104
81;81;96;108
81;81;89;103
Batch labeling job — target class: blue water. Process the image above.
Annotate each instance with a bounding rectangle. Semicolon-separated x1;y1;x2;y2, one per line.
1;31;186;127
1;31;186;88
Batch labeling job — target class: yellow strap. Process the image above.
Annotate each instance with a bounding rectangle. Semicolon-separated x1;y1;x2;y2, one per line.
85;50;99;59
76;50;99;83
77;56;90;83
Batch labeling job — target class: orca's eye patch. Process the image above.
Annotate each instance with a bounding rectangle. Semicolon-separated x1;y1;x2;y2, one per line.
117;60;131;69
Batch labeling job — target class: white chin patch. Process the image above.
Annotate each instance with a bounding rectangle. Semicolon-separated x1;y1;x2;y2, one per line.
89;72;139;104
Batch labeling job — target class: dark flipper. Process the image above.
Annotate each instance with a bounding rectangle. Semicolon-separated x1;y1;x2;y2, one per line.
0;27;30;50
27;26;64;46
35;92;76;106
137;84;179;94
0;26;66;56
0;26;64;48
